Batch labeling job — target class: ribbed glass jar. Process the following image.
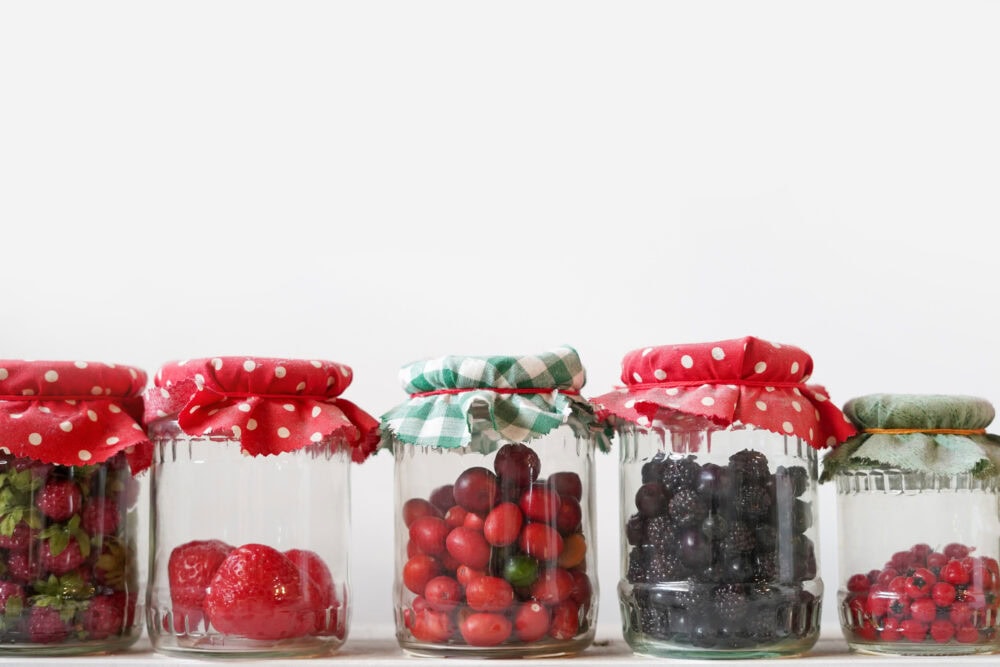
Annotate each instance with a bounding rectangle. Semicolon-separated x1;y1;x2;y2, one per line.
618;423;822;659
392;423;599;658
145;421;352;659
836;469;1000;655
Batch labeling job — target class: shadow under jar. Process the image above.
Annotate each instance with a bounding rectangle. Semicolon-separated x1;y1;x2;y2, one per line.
380;346;609;658
824;393;1000;656
0;359;150;657
143;356;378;660
591;336;857;660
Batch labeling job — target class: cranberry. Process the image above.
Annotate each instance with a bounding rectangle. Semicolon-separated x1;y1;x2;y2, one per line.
547;472;582;501
424;576;462;612
529;568;573;605
519;523;563;562
549;600;580;640
483;502;523;547
409;516;449;556
403;555;442;596
446;527;492;570
493;443;541;488
453;467;499;514
409;607;455;643
429;484;456;513
519;484;560;524
465;576;514;612
460;612;512;646
402;498;440;527
555;496;582;535
513;602;551;642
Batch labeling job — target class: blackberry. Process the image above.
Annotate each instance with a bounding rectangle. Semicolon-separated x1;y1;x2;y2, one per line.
791;499;813;534
626;513;645;546
642;515;676;549
700;512;729;540
751;552;778;584
627;545;653;583
721;520;756;554
736;485;772;520
661;455;700;491
755;524;778;554
641;452;667;484
647;550;687;582
668;488;708;526
728;449;771;485
720;554;755;584
713;583;750;622
639;603;668;637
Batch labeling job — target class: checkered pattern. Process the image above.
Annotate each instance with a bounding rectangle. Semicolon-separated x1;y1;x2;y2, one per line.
380;346;610;452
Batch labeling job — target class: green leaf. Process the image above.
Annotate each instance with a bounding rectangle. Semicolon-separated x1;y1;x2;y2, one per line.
47;530;69;557
0;512;17;537
76;531;91;559
4;594;23;619
24;508;43;530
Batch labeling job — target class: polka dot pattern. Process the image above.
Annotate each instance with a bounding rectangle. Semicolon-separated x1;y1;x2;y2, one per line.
144;356;377;462
592;336;857;449
0;359;150;470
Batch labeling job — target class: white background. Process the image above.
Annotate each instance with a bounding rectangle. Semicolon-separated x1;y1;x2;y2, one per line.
2;0;1000;639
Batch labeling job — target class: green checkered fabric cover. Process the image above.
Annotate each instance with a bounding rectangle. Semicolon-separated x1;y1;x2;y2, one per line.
379;346;611;453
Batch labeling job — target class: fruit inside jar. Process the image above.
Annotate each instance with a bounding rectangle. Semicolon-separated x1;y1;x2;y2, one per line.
396;441;596;657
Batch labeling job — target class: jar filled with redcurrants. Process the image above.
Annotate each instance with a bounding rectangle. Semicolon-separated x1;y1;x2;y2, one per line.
143;357;379;659
380;346;610;658
0;360;150;656
823;393;1000;656
592;337;857;659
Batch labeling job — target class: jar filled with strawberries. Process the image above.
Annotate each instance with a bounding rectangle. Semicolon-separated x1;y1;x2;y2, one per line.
380;347;610;658
143;357;379;659
823;393;1000;656
0;360;149;655
592;337;857;659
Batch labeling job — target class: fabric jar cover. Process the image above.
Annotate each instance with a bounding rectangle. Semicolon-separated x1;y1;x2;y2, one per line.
144;357;379;462
820;393;1000;481
0;360;151;472
590;336;857;450
379;345;611;453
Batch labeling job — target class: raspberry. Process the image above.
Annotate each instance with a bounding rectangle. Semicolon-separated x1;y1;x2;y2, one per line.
82;497;121;536
41;537;87;575
27;605;70;644
83;593;127;640
35;479;83;522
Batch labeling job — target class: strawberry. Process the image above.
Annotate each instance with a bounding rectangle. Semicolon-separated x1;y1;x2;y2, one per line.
204;543;315;640
285;548;338;635
167;539;232;632
83;593;126;640
27;605;70;644
0;581;25;614
6;550;42;583
0;521;34;551
82;497;120;536
35;479;82;522
40;537;87;575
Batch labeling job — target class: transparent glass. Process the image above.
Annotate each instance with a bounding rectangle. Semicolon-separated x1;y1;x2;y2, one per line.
0;452;142;656
618;421;822;660
392;423;598;658
145;421;352;659
836;469;1000;655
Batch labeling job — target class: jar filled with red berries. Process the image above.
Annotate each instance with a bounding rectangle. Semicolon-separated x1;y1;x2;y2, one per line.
823;393;1000;656
380;346;610;658
143;357;378;659
592;337;857;659
0;360;149;655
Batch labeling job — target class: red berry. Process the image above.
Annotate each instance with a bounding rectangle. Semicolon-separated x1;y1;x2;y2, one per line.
83;592;127;640
956;625;981;643
519;523;563;561
465;576;514;612
930;619;956;643
880;617;903;642
854;619;878;641
944;543;971;560
0;521;33;551
6;550;42;582
82;496;121;536
446;527;491;570
0;582;25;614
513;602;551;642
530;568;574;605
876;568;899;586
41;537;87;575
463;512;485;532
927;552;948;571
168;539;232;627
203;544;315;640
910;597;938;623
910;543;933;564
35;479;82;521
460;612;512;646
453;468;499;514
904;568;936;599
429;485;456;514
568;569;592;608
890;550;915;572
519;484;561;524
483;502;523;547
865;587;890;617
949;601;974;626
402;498;440;527
285;548;337;633
931;581;956;608
444;505;469;529
493;443;541;488
456;565;485;588
847;573;871;593
900;619;928;642
409;516;450;556
408;607;455;643
547;472;583;502
942;560;971;586
555;496;582;535
424;575;462;612
549;599;581;639
403;555;442;595
27;605;70;644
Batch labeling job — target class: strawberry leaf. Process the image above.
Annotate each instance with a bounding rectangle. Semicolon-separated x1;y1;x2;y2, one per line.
47;530;69;557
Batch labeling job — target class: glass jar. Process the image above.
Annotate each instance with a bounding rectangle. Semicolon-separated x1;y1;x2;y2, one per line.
380;346;609;658
591;336;856;659
824;393;1000;656
0;360;149;656
143;357;378;660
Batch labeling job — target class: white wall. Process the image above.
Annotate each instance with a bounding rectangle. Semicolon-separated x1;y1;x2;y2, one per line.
3;0;999;635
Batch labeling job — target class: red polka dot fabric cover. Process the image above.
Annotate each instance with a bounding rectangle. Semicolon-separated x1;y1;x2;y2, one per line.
144;357;379;462
0;360;151;472
591;336;857;449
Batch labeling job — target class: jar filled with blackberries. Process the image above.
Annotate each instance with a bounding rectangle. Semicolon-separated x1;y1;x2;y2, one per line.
823;393;1000;656
592;336;856;659
144;357;378;659
380;346;610;658
0;360;149;655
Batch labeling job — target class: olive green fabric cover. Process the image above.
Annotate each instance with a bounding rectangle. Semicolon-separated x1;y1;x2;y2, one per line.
820;394;1000;481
